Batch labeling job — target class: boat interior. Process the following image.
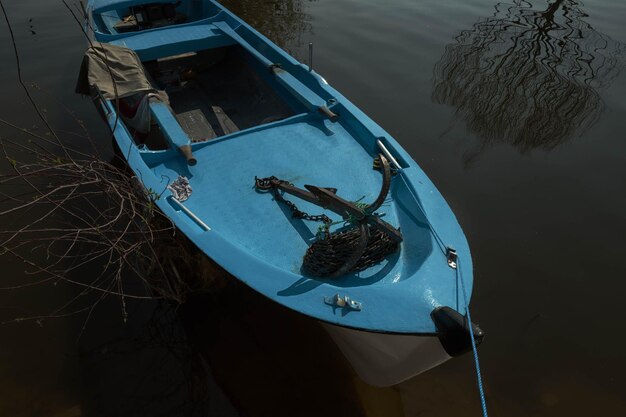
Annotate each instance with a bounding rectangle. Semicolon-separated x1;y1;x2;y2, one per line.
92;0;223;38
122;45;307;151
151;47;297;147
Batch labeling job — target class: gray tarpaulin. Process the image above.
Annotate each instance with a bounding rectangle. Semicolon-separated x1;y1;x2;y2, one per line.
75;43;155;99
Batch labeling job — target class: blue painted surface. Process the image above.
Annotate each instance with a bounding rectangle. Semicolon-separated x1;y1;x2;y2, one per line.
149;101;190;149
110;25;235;61
86;0;474;334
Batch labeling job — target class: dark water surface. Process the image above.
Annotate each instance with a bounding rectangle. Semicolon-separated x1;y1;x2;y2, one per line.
1;0;626;416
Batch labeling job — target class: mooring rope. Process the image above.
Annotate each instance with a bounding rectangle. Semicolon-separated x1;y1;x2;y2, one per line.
457;258;488;417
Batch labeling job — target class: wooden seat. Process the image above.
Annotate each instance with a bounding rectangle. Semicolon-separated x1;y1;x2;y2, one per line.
176;109;217;142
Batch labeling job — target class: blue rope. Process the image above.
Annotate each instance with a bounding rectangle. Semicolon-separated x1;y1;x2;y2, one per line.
393;169;487;414
457;259;489;417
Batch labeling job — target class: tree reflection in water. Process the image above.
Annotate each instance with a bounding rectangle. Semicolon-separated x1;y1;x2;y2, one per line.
432;0;624;154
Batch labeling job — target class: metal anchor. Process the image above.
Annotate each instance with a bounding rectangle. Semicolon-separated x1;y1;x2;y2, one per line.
261;154;402;277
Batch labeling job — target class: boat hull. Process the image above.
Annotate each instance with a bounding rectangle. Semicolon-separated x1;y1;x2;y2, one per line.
323;323;450;387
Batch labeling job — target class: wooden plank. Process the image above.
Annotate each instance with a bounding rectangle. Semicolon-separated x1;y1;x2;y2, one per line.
157;51;197;65
212;106;239;135
176;109;216;142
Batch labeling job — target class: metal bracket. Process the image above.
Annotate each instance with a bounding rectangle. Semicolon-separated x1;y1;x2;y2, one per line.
324;294;362;311
446;247;458;269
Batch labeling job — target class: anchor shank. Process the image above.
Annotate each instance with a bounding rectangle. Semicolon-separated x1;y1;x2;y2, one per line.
304;185;366;220
271;180;321;206
266;160;402;245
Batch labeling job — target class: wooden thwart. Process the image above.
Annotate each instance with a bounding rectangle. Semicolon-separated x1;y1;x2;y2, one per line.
212;105;240;135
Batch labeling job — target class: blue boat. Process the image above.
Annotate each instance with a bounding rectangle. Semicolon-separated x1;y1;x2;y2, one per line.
82;0;483;386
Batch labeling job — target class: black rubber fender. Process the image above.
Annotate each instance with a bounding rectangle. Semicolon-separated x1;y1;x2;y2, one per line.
431;306;485;357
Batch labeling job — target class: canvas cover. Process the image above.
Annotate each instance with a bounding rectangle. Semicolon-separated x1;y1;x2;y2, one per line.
75;42;155;100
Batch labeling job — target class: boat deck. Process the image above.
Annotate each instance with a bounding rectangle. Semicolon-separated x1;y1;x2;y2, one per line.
149;115;439;290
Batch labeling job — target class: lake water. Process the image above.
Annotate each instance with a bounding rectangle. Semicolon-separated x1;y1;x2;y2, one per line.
1;0;625;416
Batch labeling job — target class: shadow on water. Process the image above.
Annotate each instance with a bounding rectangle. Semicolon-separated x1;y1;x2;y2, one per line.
73;301;230;417
179;278;371;417
432;0;625;161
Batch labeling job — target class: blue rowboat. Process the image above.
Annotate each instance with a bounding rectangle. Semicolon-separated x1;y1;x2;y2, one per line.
82;0;483;386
